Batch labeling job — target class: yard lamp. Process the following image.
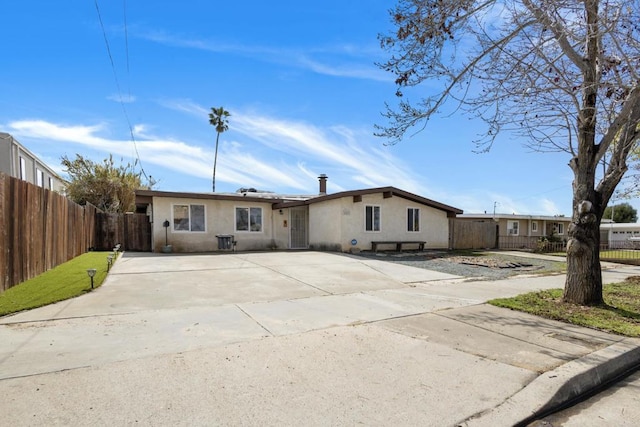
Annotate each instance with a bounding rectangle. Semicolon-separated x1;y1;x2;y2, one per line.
107;255;113;272
86;268;97;289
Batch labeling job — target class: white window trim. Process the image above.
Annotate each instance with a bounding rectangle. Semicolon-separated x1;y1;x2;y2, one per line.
235;206;264;233
531;221;538;233
556;222;565;235
172;203;206;233
507;220;519;236
36;168;44;187
407;207;420;233
19;156;26;180
364;205;381;232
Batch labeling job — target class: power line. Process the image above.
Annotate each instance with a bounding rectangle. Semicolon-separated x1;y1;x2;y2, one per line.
94;0;149;181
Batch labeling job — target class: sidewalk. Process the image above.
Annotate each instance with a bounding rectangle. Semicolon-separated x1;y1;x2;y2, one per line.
0;251;639;426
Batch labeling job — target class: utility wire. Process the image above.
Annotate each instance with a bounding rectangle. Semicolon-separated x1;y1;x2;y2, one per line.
94;0;149;181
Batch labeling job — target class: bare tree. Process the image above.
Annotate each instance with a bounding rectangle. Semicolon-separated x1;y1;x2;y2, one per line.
377;0;640;305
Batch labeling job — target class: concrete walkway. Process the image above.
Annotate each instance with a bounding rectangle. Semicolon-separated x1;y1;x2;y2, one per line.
1;251;639;426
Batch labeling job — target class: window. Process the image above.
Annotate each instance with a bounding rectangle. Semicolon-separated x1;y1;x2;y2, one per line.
407;208;420;232
19;157;26;180
507;220;519;236
36;169;44;187
365;205;381;232
553;222;564;235
236;207;263;232
48;177;54;190
173;204;205;232
531;221;538;232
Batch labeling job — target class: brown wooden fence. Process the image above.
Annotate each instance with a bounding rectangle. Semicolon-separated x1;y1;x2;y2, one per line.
95;212;151;252
0;173;97;292
449;219;498;249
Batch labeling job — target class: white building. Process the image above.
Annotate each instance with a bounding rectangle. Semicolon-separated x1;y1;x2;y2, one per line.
0;133;66;192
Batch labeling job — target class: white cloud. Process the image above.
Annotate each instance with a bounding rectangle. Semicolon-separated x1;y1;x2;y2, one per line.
137;30;389;82
107;93;136;103
3;109;429;197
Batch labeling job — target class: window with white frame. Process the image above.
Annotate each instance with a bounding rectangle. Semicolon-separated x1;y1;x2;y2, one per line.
36;169;44;187
553;222;565;235
507;220;519;236
365;205;381;232
407;208;420;232
236;207;263;232
173;204;205;232
19;157;26;180
531;221;538;232
48;177;54;190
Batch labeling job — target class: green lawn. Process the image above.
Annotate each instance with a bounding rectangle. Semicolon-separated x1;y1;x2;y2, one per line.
489;276;640;337
0;251;114;317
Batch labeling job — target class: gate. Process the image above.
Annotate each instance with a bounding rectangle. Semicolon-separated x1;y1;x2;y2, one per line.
96;213;152;251
290;208;308;249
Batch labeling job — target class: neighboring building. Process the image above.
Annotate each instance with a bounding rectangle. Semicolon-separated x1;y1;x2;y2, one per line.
0;133;66;192
456;213;572;249
135;176;462;253
600;221;640;249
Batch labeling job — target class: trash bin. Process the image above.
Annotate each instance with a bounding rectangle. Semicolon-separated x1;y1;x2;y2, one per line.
216;234;234;250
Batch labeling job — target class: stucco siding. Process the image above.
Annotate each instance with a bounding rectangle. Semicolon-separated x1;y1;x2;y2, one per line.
309;193;450;251
151;197;285;252
308;199;343;251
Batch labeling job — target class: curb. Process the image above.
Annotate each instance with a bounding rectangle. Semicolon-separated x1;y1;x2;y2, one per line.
459;338;640;427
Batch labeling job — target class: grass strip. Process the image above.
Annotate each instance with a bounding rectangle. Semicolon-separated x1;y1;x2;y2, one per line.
489;277;640;337
0;251;114;317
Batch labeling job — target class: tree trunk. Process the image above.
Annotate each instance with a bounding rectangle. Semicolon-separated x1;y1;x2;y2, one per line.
212;132;220;192
564;209;603;305
564;128;605;305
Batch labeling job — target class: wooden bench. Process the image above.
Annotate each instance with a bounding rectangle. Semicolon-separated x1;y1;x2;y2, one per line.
371;241;426;252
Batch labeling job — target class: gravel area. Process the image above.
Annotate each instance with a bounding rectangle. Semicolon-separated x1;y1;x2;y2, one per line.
354;250;566;280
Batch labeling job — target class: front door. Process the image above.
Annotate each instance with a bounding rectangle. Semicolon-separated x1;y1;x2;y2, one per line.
290;208;308;249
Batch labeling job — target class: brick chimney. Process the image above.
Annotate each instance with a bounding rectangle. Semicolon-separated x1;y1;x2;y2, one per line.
318;174;328;195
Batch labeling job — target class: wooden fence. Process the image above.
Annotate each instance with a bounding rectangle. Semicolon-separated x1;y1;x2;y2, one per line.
449;219;498;249
95;212;151;252
0;173;97;292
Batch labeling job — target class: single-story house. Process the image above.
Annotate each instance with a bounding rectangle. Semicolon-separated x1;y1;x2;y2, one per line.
456;213;572;249
135;176;462;253
600;221;640;248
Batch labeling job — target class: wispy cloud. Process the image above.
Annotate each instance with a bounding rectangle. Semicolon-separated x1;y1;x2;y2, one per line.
159;98;427;193
2;113;569;213
2;103;429;197
137;30;389;82
107;93;136;103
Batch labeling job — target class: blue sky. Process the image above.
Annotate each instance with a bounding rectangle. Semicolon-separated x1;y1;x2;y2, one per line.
2;0;622;216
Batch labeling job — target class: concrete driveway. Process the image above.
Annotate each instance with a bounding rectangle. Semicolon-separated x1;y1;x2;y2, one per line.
1;251;637;426
0;251;466;378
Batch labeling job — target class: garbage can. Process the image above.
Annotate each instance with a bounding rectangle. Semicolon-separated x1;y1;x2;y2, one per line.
216;234;234;250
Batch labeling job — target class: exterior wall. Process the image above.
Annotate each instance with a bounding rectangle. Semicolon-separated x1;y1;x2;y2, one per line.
273;208;291;250
308;198;343;251
150;197;286;252
309;193;450;252
0;133;66;192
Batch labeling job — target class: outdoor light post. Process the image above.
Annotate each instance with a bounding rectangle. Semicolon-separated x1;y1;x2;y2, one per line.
86;268;97;289
107;255;113;272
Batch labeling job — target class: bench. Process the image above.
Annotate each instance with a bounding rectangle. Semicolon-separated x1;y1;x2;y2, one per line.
371;241;426;252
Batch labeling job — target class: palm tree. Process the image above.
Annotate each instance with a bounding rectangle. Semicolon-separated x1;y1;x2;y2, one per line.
208;106;230;192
